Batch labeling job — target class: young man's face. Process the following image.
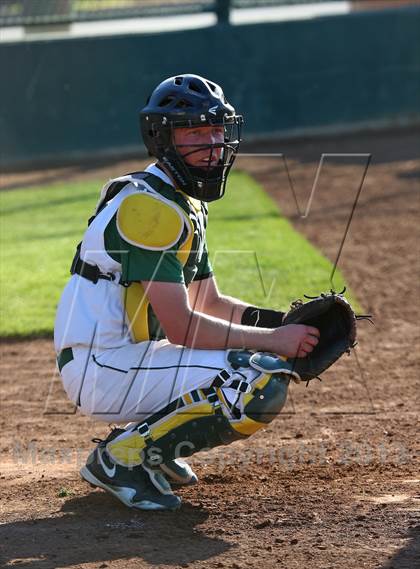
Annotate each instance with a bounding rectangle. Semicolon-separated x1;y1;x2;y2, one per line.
173;125;225;168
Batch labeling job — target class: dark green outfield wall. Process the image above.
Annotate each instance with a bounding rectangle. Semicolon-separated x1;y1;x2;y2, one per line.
1;6;419;168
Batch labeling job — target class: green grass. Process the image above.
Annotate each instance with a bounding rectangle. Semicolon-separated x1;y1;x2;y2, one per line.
57;487;74;498
1;180;99;336
208;171;350;308
0;171;354;337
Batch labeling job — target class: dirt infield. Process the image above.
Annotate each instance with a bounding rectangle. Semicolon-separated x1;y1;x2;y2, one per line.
1;128;419;569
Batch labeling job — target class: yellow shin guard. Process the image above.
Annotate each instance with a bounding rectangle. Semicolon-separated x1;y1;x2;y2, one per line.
106;369;291;469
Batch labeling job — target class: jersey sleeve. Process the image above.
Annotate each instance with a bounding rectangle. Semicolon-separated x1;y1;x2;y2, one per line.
193;241;213;281
121;244;185;284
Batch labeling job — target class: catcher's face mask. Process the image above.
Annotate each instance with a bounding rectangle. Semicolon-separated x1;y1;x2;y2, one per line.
173;125;225;167
164;118;242;202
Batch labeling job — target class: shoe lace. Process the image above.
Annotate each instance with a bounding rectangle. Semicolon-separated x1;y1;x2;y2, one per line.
91;424;123;445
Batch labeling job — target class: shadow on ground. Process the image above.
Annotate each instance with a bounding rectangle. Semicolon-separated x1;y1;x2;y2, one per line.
0;492;232;568
380;524;420;569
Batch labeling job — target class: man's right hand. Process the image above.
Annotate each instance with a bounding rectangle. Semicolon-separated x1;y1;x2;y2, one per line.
271;324;320;358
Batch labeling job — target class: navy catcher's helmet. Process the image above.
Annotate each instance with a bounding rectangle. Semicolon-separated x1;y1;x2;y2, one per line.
140;74;243;202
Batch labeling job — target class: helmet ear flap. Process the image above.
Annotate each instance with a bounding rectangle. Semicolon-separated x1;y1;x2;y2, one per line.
148;122;171;156
150;123;160;141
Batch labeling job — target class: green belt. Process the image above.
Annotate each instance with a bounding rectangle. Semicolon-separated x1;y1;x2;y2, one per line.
57;347;74;372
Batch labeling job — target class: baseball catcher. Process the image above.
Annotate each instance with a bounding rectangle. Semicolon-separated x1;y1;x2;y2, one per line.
54;74;357;511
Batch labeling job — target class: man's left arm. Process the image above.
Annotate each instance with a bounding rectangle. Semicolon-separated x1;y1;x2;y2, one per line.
188;275;284;327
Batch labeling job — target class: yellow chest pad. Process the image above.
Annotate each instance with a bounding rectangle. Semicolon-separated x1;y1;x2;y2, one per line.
117;193;185;250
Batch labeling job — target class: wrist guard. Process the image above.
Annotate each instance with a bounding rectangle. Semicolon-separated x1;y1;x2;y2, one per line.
241;306;285;328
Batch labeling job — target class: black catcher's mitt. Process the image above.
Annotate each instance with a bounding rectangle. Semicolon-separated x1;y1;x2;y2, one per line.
282;290;358;382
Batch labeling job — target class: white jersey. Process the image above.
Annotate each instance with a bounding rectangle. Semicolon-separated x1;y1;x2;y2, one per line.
54;164;212;353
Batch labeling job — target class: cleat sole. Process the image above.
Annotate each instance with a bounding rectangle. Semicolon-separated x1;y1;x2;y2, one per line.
79;466;180;511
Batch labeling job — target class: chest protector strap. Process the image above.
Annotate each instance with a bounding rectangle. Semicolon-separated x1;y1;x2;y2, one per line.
69;172;149;285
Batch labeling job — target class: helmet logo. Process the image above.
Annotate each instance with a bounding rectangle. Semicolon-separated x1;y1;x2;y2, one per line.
208;106;218;115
